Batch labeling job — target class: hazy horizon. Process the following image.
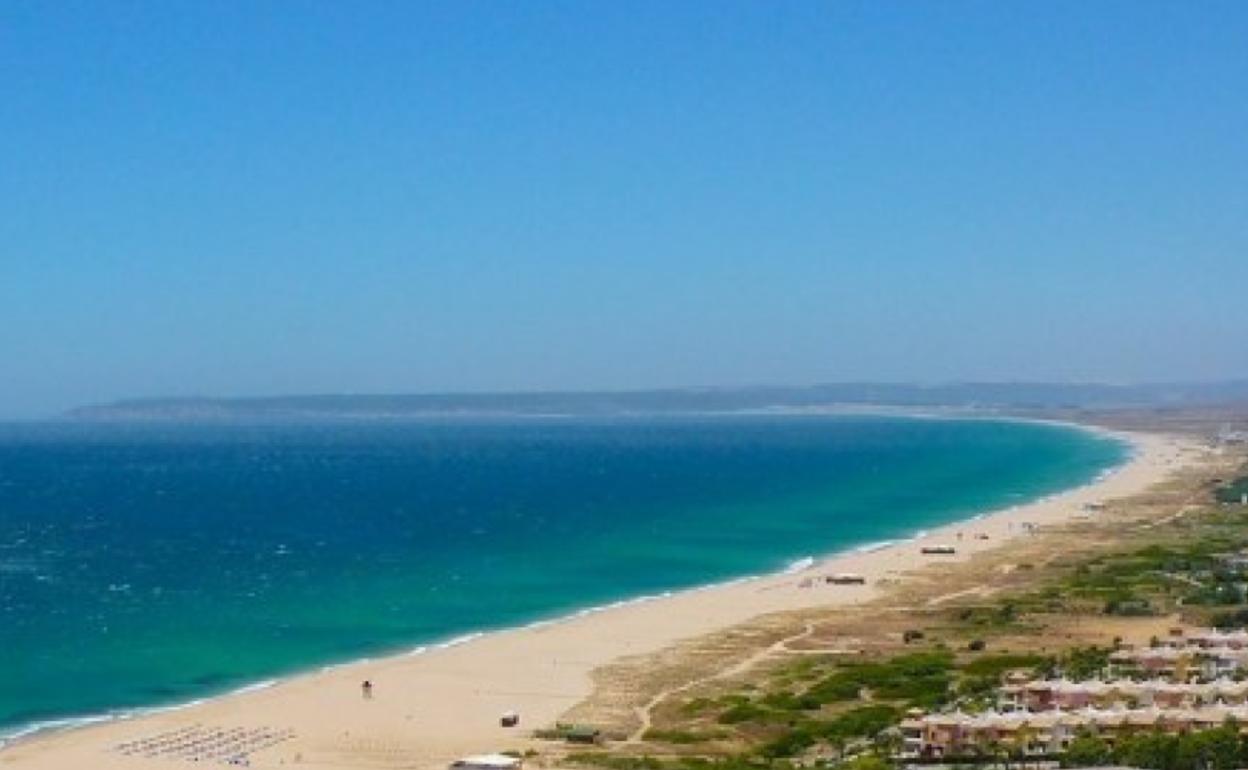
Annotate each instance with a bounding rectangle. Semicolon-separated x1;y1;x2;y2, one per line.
4;2;1247;418
43;379;1248;423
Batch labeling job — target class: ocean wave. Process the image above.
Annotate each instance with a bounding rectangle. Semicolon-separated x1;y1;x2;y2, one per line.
783;556;816;573
0;713;117;750
227;680;277;697
434;632;484;650
0;693;212;751
852;540;895;554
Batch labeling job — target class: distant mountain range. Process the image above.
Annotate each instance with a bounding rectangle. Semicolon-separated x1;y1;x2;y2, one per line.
66;381;1248;420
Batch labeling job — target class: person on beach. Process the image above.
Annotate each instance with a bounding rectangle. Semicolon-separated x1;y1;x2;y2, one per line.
362;680;373;699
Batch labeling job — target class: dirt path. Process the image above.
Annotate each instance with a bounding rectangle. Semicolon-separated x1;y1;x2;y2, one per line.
623;623;824;743
924;584;996;607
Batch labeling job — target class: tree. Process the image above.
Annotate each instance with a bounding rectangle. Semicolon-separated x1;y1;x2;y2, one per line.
1175;726;1241;770
1115;731;1179;770
1062;733;1112;768
983;738;1009;769
1007;725;1037;764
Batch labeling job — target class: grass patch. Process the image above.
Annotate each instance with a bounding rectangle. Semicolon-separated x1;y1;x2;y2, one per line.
805;650;953;707
642;728;728;745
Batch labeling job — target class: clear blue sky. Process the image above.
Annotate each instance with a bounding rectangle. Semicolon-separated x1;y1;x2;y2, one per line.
2;1;1246;417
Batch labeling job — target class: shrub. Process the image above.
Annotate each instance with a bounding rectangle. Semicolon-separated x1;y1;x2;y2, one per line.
835;754;892;770
1062;733;1112;767
642;729;720;744
564;754;664;770
760;690;820;712
819;705;900;740
717;702;768;724
960;653;1049;678
806;652;953;707
1211;608;1248;629
759;725;817;758
1061;646;1110;680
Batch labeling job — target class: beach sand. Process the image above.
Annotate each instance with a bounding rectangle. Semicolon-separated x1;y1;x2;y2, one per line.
0;428;1210;769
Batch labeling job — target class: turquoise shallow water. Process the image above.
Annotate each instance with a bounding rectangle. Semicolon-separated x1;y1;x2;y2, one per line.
0;415;1126;739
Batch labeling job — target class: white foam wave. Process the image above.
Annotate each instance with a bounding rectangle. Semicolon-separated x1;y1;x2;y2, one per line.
227;679;277;697
783;556;816;573
0;714;116;749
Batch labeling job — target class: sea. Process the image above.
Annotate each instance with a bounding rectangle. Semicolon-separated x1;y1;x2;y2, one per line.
0;414;1127;743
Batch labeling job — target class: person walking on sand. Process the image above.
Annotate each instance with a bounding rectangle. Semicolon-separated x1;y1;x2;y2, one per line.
362;680;373;700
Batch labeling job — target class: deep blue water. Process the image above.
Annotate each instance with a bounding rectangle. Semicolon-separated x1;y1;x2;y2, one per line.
0;415;1125;739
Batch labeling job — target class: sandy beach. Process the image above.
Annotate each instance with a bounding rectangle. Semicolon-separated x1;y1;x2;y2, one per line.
0;427;1209;770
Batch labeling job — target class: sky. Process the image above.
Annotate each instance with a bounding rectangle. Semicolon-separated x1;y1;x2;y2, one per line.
2;2;1247;417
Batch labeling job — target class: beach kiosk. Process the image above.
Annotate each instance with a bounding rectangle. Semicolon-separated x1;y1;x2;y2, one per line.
564;726;602;744
500;710;520;727
449;754;522;770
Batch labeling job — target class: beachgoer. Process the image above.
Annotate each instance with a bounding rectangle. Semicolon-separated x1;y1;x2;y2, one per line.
362;680;373;699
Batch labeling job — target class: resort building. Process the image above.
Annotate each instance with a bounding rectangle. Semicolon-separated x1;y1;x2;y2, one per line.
899;705;1248;759
895;629;1248;761
1106;646;1248;680
1180;629;1248;650
996;678;1248;713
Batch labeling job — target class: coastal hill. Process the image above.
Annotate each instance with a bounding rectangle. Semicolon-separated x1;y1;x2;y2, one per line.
67;381;1248;420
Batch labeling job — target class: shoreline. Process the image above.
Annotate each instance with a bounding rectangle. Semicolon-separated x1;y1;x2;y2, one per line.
0;423;1203;769
0;418;1124;747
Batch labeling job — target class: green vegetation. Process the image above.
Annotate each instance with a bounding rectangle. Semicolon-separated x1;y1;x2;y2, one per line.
805;651;954;708
759;690;821;712
1184;580;1247;606
952;602;1025;629
687;647;1054;760
757;705;901;759
642;729;729;745
572;482;1248;770
1212;608;1248;629
680;697;716;716
689;645;1110;760
1061;733;1114;767
566;752;897;770
834;755;891;770
566;753;795;770
1053;533;1248;620
956;653;1051;705
716;702;769;725
683;652;955;760
1060;647;1111;680
960;653;1049;678
1062;726;1248;770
